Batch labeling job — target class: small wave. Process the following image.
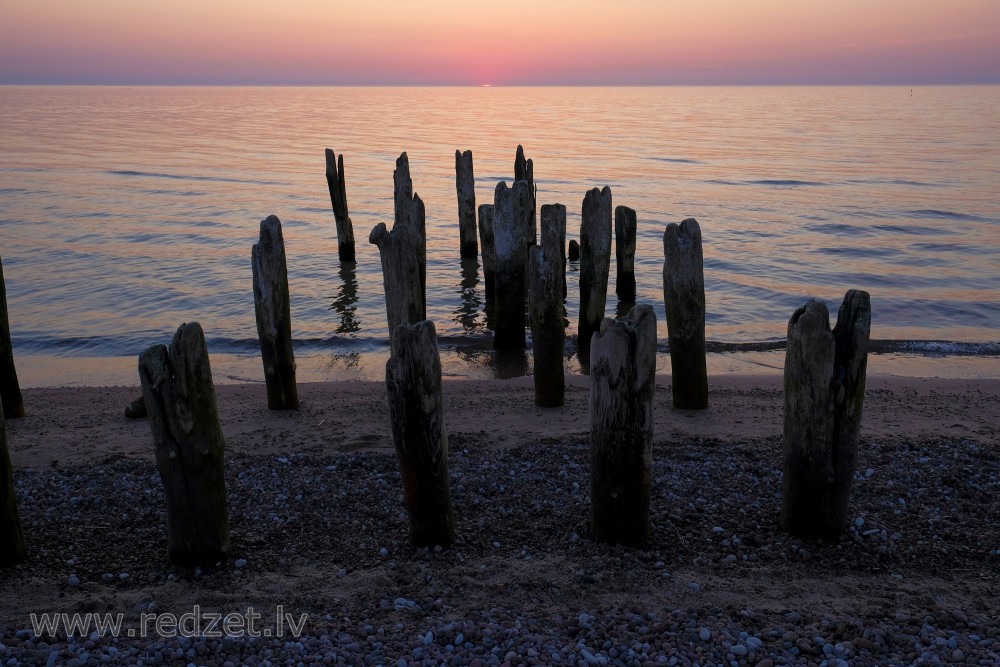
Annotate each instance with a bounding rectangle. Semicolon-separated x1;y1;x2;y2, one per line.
908;209;992;223
846;178;943;188
705;179;827;187
647;157;704;164
870;340;1000;356
109;170;287;187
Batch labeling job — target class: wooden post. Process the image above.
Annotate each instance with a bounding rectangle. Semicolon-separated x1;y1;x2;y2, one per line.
0;257;24;419
0;403;25;567
529;229;565;407
455;149;478;259
139;322;230;566
514;145;537;249
781;291;871;538
324;148;355;261
568;239;580;261
589;304;656;545
541;204;567;298
478;204;496;302
578;186;613;367
370;223;424;354
386;320;454;548
492;181;533;350
615;205;637;302
252;215;299;411
662;218;708;409
393;153;426;310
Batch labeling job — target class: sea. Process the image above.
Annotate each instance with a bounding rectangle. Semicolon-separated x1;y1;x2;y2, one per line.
1;85;998;386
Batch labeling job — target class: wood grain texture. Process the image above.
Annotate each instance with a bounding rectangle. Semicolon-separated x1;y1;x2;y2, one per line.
393;152;426;310
541;204;567;298
662;218;708;409
492;181;533;350
529;229;565;408
324;148;356;261
615;205;637;303
252;215;299;410
0;257;24;419
578;187;613;369
455;150;478;259
369;223;424;355
0;403;25;567
477;204;496;302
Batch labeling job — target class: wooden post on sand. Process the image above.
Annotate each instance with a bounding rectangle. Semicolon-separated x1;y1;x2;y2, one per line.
541;204;567;298
139;322;231;566
478;204;496;301
529;227;565;407
370;223;424;354
662;218;708;409
0;403;25;567
578;187;613;368
615;205;637;302
324;148;356;261
493;181;533;350
455;149;478;259
252;215;299;410
781;291;871;538
0;257;24;419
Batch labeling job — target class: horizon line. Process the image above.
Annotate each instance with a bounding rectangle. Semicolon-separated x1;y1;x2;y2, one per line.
2;81;999;88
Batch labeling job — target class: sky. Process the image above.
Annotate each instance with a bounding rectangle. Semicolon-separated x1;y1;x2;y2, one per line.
0;0;998;85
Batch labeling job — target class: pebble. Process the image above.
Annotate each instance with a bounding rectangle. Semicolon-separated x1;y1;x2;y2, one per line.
67;575;80;587
688;582;700;592
234;559;247;568
699;628;711;641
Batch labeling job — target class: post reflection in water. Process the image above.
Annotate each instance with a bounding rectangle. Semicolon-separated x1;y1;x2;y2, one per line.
330;260;360;334
453;258;483;335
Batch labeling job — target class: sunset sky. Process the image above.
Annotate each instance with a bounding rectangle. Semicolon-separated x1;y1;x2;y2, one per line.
1;0;998;85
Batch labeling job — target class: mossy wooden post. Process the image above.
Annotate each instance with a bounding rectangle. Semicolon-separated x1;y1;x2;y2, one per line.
568;239;580;261
615;205;637;302
0;257;24;419
393;152;426;310
478;204;496;302
324;148;355;261
139;323;230;566
578;187;613;368
781;291;871;538
662;218;708;409
0;403;25;567
541;204;567;298
493;180;533;350
589;304;656;545
386;320;454;548
455;149;478;259
529;229;565;407
370;223;424;354
252;215;299;411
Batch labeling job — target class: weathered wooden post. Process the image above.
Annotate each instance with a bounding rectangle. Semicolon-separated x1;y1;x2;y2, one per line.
590;304;656;545
478;204;496;301
370;223;424;353
0;257;24;419
514;145;537;245
493;181;533;350
541;204;567;298
0;403;25;567
781;291;871;538
393;153;426;310
324;148;355;261
529;229;565;407
252;215;299;411
568;239;580;261
455;149;478;259
662;218;708;409
139;322;231;566
386;320;454;547
578;187;613;367
615;205;637;302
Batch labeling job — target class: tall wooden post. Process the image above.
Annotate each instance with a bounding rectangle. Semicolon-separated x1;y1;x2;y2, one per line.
529;229;565;407
615;205;637;302
478;204;496;302
252;215;299;411
324;148;355;261
781;291;871;538
386;320;455;548
515;145;537;246
393;153;426;311
0;257;24;419
0;403;25;567
455;149;478;259
370;223;424;354
139;323;231;566
578;186;613;367
662;218;708;409
493;181;533;350
541;204;567;298
589;304;656;545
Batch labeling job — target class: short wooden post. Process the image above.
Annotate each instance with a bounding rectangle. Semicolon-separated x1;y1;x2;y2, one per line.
541;204;567;298
568;239;580;261
370;223;424;354
324;148;355;261
0;257;24;419
0;403;25;567
781;291;871;538
615;205;637;302
455;149;478;259
252;215;299;411
493;181;533;350
578;186;613;365
139;323;231;566
589;304;657;545
386;320;455;548
529;230;565;407
393;153;426;310
478;204;496;301
662;218;708;409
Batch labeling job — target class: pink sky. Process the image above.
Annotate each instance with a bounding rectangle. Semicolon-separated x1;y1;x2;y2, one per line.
1;0;997;85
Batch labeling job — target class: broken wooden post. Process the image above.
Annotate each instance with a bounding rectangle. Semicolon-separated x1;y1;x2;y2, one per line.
781;291;871;538
615;205;637;302
478;204;496;302
578;186;613;367
386;319;454;548
662;218;708;409
252;215;299;411
324;148;355;261
455;149;478;259
589;304;657;545
529;229;565;407
393;153;426;310
541;204;567;298
139;322;230;566
492;181;533;350
514;145;537;246
0;257;24;419
370;223;424;353
0;403;25;567
568;239;580;261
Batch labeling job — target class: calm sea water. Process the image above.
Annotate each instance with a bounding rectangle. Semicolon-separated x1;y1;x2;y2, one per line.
1;86;998;384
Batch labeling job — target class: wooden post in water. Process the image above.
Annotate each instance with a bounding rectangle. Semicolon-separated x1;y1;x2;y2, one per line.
541;204;567;298
568;239;580;261
781;291;871;538
252;215;299;411
370;223;424;354
393;153;426;310
0;403;25;567
529;228;565;407
478;204;496;302
589;304;657;545
514;145;537;246
0;257;24;419
493;181;533;350
139;322;231;566
455;149;478;259
662;218;708;409
615;205;637;302
386;320;455;548
324;148;355;261
578;187;613;366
